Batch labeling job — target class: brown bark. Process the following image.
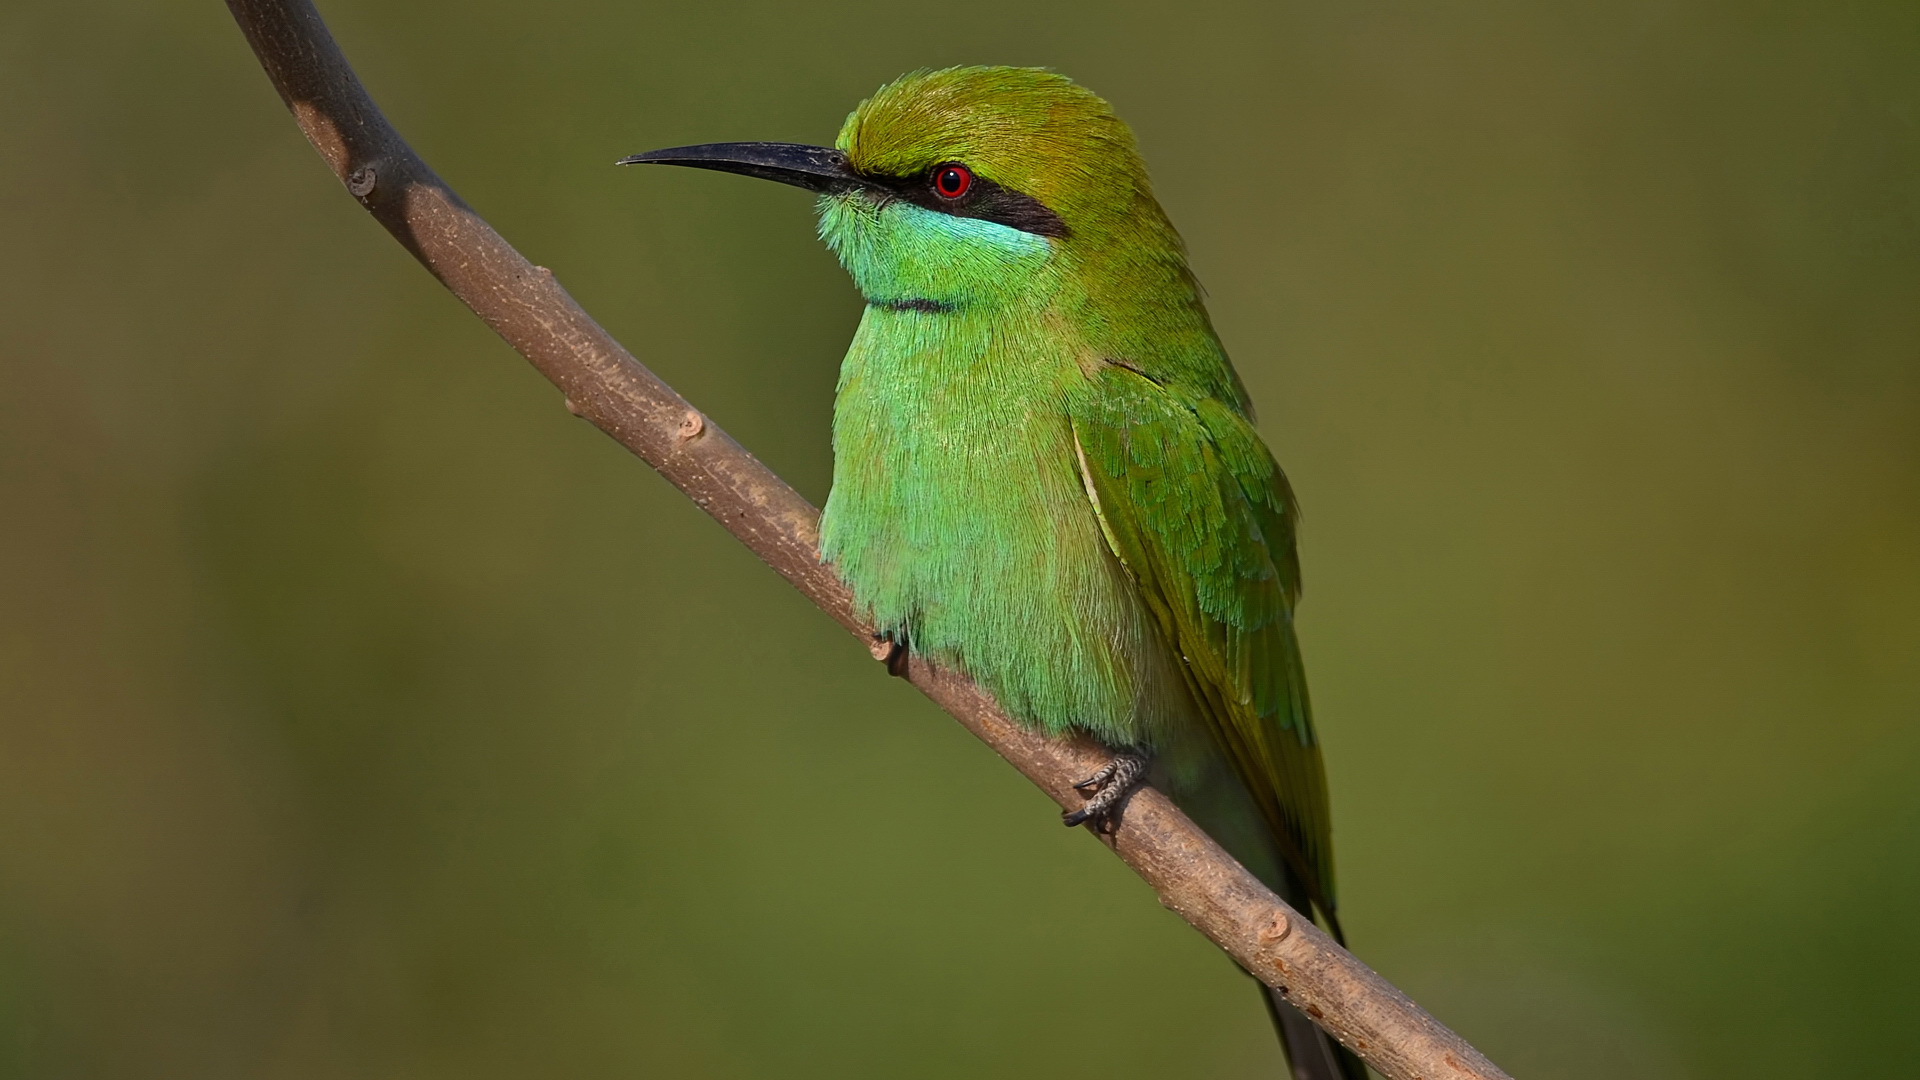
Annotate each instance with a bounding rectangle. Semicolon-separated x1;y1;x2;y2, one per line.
222;3;1513;1077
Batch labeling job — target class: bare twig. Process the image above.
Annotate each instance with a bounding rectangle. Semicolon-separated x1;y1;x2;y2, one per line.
222;3;1512;1078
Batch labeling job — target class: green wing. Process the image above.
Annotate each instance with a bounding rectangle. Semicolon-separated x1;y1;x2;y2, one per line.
1068;363;1339;934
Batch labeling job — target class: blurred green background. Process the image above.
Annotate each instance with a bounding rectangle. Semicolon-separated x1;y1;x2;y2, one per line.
2;0;1917;1076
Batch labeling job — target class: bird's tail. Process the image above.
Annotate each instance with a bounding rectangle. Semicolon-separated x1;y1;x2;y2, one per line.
1160;758;1368;1078
1259;862;1369;1080
1261;984;1370;1080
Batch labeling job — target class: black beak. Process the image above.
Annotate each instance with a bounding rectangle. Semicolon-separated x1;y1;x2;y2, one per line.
616;142;860;194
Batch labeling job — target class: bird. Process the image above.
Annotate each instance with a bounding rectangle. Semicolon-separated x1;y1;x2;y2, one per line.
621;66;1364;1080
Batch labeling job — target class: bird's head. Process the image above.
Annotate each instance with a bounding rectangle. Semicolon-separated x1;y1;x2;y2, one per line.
622;67;1191;314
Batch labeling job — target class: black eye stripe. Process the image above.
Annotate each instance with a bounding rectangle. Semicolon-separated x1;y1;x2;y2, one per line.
857;164;1070;239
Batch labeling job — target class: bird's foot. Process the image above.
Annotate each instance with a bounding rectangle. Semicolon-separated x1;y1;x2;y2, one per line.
1063;750;1149;832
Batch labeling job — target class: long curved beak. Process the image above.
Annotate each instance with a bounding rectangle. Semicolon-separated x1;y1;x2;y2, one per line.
616;142;861;194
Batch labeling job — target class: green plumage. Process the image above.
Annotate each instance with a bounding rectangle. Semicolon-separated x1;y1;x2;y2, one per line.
817;66;1339;925
630;64;1357;1079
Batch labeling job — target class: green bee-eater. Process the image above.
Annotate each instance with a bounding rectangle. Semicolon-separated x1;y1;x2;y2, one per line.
623;66;1361;1080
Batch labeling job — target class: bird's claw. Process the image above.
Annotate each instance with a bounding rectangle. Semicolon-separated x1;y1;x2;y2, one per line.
1063;750;1149;832
1072;762;1117;793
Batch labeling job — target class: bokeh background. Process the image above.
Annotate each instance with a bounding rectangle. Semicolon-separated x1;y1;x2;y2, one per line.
3;0;1917;1076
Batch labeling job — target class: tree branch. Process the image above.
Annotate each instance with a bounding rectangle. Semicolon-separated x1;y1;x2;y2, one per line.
222;3;1512;1077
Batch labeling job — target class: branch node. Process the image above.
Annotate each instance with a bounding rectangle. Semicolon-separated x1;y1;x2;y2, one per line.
1257;909;1293;946
347;163;377;197
677;410;706;441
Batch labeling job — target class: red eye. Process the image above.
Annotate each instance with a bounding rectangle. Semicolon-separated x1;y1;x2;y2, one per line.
932;164;972;199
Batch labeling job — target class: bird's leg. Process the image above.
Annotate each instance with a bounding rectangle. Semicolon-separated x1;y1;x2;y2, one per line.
1063;749;1150;832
